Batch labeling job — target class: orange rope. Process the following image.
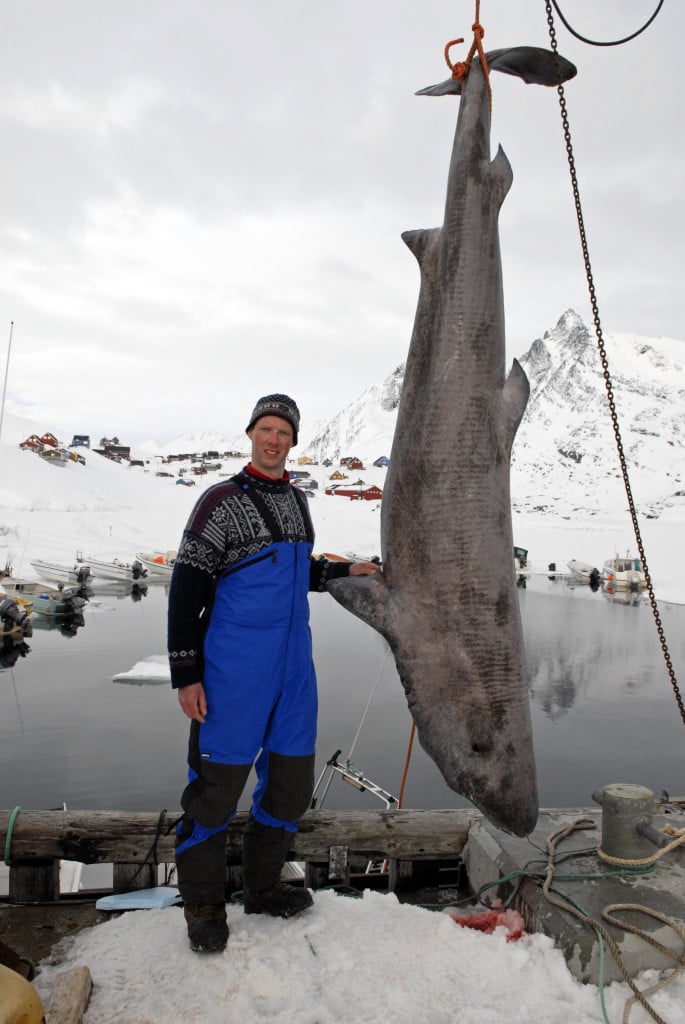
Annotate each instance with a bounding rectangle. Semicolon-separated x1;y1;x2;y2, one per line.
397;720;416;809
443;0;492;113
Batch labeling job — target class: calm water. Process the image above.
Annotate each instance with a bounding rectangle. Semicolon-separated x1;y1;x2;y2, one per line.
1;578;683;815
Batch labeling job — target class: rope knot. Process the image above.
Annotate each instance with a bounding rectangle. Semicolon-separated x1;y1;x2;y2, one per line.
444;38;466;79
441;5;491;112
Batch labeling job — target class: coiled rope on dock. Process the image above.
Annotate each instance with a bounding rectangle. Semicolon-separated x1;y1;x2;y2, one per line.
543;819;685;1024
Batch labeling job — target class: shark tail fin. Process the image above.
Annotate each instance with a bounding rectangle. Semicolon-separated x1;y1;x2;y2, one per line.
416;46;576;96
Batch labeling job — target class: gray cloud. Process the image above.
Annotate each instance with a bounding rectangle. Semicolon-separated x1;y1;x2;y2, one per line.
2;1;682;442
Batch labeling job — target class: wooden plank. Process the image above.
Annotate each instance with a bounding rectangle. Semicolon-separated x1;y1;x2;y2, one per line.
112;863;156;892
0;808;477;864
45;966;92;1024
8;860;59;902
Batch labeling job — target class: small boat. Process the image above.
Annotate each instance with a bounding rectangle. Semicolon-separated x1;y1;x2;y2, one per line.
514;546;532;587
567;560;601;588
30;558;92;587
30;586;87;617
0;577;50;596
80;555;147;582
602;552;646;591
135;550;177;576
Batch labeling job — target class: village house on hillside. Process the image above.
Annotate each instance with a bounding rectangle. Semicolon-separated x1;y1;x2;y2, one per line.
19;434;44;452
94;439;131;461
19;431;61;452
373;456;390;467
325;483;383;501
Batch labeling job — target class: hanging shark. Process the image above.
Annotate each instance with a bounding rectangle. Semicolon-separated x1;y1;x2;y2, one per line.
327;47;576;836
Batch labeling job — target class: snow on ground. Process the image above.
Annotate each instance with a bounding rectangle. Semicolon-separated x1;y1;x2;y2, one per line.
32;890;685;1024
3;410;685;1023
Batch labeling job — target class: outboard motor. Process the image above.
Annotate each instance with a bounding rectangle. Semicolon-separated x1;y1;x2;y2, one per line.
76;564;91;585
61;587;86;613
131;559;147;580
0;595;28;628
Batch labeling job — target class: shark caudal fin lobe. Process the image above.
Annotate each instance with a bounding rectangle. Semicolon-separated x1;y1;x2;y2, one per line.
326;572;392;641
485;47;577;86
416;46;577;96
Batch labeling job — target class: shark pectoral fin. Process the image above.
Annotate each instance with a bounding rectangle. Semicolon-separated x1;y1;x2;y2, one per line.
502;358;530;440
326;572;392;639
485;47;577;86
401;227;440;268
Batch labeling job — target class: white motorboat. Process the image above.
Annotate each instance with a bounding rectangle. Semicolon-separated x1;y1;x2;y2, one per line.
567;560;601;587
81;555;148;583
30;558;92;587
135;551;177;577
602;553;646;591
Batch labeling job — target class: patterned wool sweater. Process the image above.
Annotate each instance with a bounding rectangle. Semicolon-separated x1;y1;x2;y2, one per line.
167;466;352;688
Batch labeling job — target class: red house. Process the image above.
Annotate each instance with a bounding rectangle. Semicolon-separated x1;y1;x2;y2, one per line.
20;434;44;451
325;484;383;501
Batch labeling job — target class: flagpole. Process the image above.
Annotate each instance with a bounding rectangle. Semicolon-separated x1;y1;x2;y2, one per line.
0;320;14;442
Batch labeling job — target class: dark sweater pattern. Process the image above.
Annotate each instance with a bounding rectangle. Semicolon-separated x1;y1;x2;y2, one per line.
167;468;351;688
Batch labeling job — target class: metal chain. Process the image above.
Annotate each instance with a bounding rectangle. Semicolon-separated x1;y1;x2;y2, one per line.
544;1;685;726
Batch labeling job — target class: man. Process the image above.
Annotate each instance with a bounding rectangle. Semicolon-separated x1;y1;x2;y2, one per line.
167;393;378;954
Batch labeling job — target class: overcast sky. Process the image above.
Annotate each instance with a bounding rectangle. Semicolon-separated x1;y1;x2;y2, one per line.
2;1;681;444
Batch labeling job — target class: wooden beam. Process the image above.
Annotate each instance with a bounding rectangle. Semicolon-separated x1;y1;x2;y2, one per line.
1;808;477;864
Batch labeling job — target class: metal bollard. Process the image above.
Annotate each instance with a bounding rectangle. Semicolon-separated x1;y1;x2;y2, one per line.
592;783;657;860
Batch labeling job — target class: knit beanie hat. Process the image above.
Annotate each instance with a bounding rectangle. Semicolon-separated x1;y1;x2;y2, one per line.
246;393;300;445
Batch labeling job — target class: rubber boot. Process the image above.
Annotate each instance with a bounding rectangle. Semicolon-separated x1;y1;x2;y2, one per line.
242;818;313;918
183;902;228;953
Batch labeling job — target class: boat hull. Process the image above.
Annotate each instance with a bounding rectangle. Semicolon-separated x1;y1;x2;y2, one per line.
82;557;147;582
30;560;91;587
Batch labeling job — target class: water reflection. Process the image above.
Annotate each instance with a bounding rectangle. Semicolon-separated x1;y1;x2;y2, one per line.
0;634;31;668
0;576;683;814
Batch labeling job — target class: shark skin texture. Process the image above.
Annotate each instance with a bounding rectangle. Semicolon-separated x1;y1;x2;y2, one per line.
327;48;576;837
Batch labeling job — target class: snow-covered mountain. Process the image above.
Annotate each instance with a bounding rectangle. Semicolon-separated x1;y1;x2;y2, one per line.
301;309;685;517
512;310;685;516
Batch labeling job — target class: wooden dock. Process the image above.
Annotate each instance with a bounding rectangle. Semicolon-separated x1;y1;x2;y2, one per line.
2;804;685;987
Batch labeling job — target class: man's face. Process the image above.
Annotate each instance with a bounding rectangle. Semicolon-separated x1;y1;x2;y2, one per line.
248;415;294;478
